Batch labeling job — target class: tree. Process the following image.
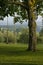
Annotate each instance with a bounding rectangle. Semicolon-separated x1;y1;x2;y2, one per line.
19;28;29;43
40;12;43;36
0;32;5;42
0;0;43;51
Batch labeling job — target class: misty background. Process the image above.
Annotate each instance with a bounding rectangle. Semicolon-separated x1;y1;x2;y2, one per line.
0;15;42;32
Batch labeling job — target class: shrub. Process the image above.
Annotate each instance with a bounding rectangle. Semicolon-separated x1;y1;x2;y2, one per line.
18;28;29;43
3;31;17;43
37;36;43;43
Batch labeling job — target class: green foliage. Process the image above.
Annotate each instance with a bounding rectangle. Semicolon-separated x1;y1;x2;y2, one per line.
0;0;43;20
8;31;16;43
18;28;29;43
38;29;43;43
14;17;20;23
37;35;43;43
0;29;43;44
3;31;17;43
37;31;43;43
39;28;43;36
36;0;43;14
0;0;8;17
0;32;5;42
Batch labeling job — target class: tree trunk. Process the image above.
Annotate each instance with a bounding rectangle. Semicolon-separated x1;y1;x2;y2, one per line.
28;17;37;51
7;16;8;44
27;0;37;51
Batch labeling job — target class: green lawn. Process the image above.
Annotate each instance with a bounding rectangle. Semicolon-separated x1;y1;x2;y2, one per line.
0;43;43;65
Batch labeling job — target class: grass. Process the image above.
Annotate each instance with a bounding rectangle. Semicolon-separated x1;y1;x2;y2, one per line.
0;43;43;65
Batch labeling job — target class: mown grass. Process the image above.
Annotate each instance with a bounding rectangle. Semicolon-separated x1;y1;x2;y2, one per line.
0;43;43;65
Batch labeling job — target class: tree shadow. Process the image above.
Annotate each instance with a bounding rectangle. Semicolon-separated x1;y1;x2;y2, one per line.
0;46;43;56
0;63;38;65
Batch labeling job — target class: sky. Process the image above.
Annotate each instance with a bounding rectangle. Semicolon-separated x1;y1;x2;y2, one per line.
0;15;14;25
36;15;42;26
0;15;43;26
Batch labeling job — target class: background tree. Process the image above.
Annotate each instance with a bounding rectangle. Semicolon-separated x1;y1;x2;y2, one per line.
0;31;5;42
3;31;17;43
18;28;29;43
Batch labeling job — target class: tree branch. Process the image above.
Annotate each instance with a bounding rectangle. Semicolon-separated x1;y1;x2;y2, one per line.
8;0;28;10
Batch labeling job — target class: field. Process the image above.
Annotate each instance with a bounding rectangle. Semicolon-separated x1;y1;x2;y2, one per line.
0;43;43;65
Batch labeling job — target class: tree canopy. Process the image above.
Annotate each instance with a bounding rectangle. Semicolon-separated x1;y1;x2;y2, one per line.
0;0;43;21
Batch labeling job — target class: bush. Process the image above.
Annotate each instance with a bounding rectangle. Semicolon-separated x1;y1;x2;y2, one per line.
37;36;43;43
36;32;43;43
37;29;43;43
3;31;17;43
18;28;29;43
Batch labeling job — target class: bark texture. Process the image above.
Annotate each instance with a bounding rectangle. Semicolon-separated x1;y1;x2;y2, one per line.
27;0;37;51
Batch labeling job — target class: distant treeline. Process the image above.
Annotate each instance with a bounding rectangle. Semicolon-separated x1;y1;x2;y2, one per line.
0;27;43;44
